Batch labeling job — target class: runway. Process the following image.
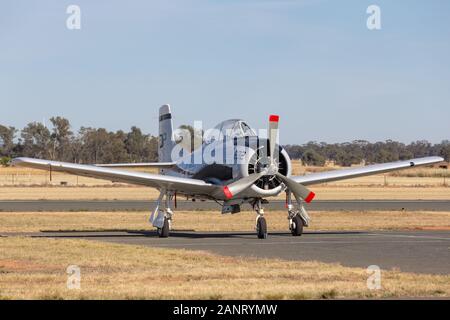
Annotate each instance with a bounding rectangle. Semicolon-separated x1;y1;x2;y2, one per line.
4;230;449;275
1;200;450;212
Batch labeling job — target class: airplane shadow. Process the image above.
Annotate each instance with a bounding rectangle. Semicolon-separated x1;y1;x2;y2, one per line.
35;229;367;239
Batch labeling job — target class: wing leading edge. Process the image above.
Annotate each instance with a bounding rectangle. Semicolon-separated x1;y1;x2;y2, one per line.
292;156;444;186
11;157;219;196
95;162;176;169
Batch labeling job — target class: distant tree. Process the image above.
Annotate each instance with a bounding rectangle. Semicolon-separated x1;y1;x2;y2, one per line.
78;127;108;163
125;126;148;162
301;149;326;166
21;122;51;159
283;144;304;159
78;127;127;164
66;135;83;163
0;125;16;157
334;142;364;166
0;156;11;167
407;140;432;158
437;140;450;162
2;116;446;166
109;130;129;163
143;136;159;162
49;116;73;161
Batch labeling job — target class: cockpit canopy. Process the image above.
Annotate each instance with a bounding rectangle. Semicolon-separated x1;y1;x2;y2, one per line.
204;119;257;143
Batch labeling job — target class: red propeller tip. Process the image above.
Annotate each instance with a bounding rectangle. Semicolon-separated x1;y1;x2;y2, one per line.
223;186;233;199
304;191;315;203
269;115;279;122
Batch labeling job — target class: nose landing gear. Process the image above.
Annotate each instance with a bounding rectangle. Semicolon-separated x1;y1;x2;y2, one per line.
253;199;268;239
286;191;310;237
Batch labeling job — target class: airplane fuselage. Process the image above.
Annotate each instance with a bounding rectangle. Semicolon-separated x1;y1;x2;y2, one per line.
161;136;292;202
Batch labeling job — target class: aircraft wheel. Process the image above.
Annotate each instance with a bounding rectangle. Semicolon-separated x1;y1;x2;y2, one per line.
157;218;170;238
256;216;268;239
291;215;303;236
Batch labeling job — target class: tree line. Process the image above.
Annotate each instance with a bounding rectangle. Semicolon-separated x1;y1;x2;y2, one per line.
284;140;450;166
0;117;158;165
0;118;448;166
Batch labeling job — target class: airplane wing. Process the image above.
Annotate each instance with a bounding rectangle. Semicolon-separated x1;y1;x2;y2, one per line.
11;157;219;196
292;156;444;186
95;162;176;169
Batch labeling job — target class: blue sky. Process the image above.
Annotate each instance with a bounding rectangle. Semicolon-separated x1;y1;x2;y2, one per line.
1;0;449;144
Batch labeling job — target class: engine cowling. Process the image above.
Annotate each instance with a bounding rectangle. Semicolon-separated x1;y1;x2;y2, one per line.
238;145;292;197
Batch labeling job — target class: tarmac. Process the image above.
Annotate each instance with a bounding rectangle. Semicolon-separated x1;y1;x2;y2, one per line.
3;229;449;274
1;199;450;212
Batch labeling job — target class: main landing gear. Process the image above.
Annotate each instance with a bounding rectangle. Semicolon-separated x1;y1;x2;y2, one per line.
156;216;170;238
253;199;268;239
150;191;174;238
286;191;310;237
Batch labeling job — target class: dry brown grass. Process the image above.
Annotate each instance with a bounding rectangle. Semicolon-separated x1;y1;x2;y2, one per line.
0;236;449;299
298;186;450;200
0;185;448;201
0;210;449;233
389;167;450;178
0;186;161;200
320;175;448;187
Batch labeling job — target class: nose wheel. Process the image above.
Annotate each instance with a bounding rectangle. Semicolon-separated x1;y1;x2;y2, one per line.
253;199;268;239
256;216;267;239
290;214;304;236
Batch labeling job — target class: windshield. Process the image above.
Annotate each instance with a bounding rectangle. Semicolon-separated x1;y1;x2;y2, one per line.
205;119;257;142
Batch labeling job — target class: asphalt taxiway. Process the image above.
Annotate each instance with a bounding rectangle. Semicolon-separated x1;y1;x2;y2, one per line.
1;200;450;212
3;230;449;275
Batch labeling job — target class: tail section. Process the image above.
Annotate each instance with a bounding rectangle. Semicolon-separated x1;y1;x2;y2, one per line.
158;104;175;163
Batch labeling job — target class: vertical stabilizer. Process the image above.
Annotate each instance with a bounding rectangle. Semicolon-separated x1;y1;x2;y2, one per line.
158;104;175;163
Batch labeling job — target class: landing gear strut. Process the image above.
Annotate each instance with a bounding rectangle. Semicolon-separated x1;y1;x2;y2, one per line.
286;191;310;237
150;191;174;238
253;199;267;239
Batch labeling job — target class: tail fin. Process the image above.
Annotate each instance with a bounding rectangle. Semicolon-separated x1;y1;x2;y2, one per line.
158;104;175;162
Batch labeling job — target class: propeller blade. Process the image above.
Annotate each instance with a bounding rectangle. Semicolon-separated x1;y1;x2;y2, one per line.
223;170;267;199
275;173;315;203
268;115;279;166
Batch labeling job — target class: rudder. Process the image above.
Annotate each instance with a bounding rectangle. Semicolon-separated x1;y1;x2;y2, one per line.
158;104;175;163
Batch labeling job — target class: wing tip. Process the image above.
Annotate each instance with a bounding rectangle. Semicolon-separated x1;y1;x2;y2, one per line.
10;157;26;166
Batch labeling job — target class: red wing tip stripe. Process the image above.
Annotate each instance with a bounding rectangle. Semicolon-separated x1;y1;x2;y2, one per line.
223;186;233;199
269;115;279;122
304;192;315;203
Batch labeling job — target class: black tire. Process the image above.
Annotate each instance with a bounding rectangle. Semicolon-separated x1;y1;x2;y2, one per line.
291;215;303;236
256;216;268;239
157;218;170;238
